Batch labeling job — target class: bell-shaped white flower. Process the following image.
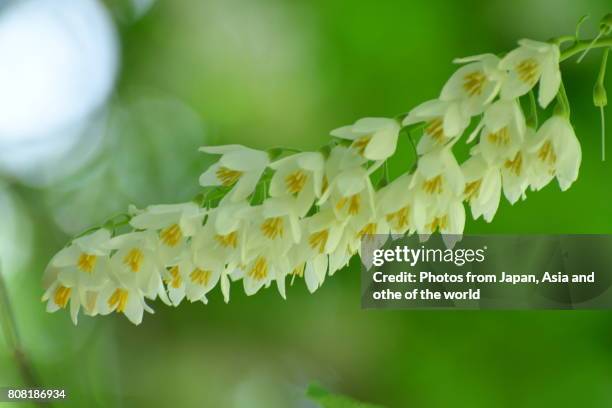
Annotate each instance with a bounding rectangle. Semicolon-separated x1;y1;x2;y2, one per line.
199;145;270;202
130;202;205;264
192;200;254;266
527;115;581;191
269;151;325;216
440;53;503;115
330;117;400;161
106;231;169;303
95;278;153;325
164;250;225;306
376;173;419;235
42;228;112;324
474;99;526;166
409;147;465;231
499;39;561;108
403;99;471;154
499;142;531;205
240;249;290;299
461;154;502;222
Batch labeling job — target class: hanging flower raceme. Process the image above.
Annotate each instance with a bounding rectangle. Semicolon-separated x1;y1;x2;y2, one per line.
43;16;612;324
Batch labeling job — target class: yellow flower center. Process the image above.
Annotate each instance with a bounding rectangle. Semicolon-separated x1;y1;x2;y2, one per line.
160;224;182;247
309;230;329;254
108;288;128;313
427;215;448;232
248;257;268;281
504;152;523;176
464;179;482;200
537;141;557;166
285;170;308;194
336;194;361;215
261;217;284;240
123;248;144;272
462;71;486;97
516;58;539;85
352;136;372;156
215;231;238;248
53;285;71;308
190;268;212;286
425;118;444;143
423;175;443;194
167;266;182;289
216;166;243;186
487;126;510;146
386;206;410;231
358;223;377;240
77;253;97;274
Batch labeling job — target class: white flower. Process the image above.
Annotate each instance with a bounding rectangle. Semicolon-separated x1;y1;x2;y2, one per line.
164;250;224;306
199;145;270;202
499;141;531;204
376;173;418;235
319;146;376;225
409;147;465;232
106;231;169;303
461;154;502;222
129;202;205;263
240;249;290;298
403;99;471;154
527;115;581;191
192;200;254;265
330;117;400;161
440;53;503;115
96;279;153;325
499;39;561;108
269;151;325;216
42;229;112;324
473;99;526;166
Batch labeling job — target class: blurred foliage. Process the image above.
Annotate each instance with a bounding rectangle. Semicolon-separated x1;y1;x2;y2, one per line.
1;0;612;407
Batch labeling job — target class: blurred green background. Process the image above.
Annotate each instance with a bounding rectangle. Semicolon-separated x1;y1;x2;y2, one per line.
1;0;612;407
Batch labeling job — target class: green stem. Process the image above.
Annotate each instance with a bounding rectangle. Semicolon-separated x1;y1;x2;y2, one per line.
560;37;612;62
0;265;48;408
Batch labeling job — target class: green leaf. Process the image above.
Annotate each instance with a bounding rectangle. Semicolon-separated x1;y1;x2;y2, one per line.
306;383;387;408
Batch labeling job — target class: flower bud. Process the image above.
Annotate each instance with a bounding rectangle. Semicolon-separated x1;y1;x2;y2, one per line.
593;82;607;107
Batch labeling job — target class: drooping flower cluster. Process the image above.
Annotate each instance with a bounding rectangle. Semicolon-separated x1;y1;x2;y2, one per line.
43;38;584;325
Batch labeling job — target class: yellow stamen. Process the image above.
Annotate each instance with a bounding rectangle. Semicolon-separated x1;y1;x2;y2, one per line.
516;58;539;85
423;175;443;194
108;288;128;313
336;194;361;215
190;268;212;286
168;265;182;289
386;206;410;231
53;285;71;308
425;118;445;143
215;231;238;248
123;248;144;273
160;224;182;247
464;180;482;200
77;253;97;274
261;217;284;239
463;71;486;97
504;152;523;176
537;141;556;165
352;136;372;156
285;170;308;194
309;230;329;254
358;223;377;240
427;215;448;232
248;257;268;281
216;166;243;186
487;127;510;146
